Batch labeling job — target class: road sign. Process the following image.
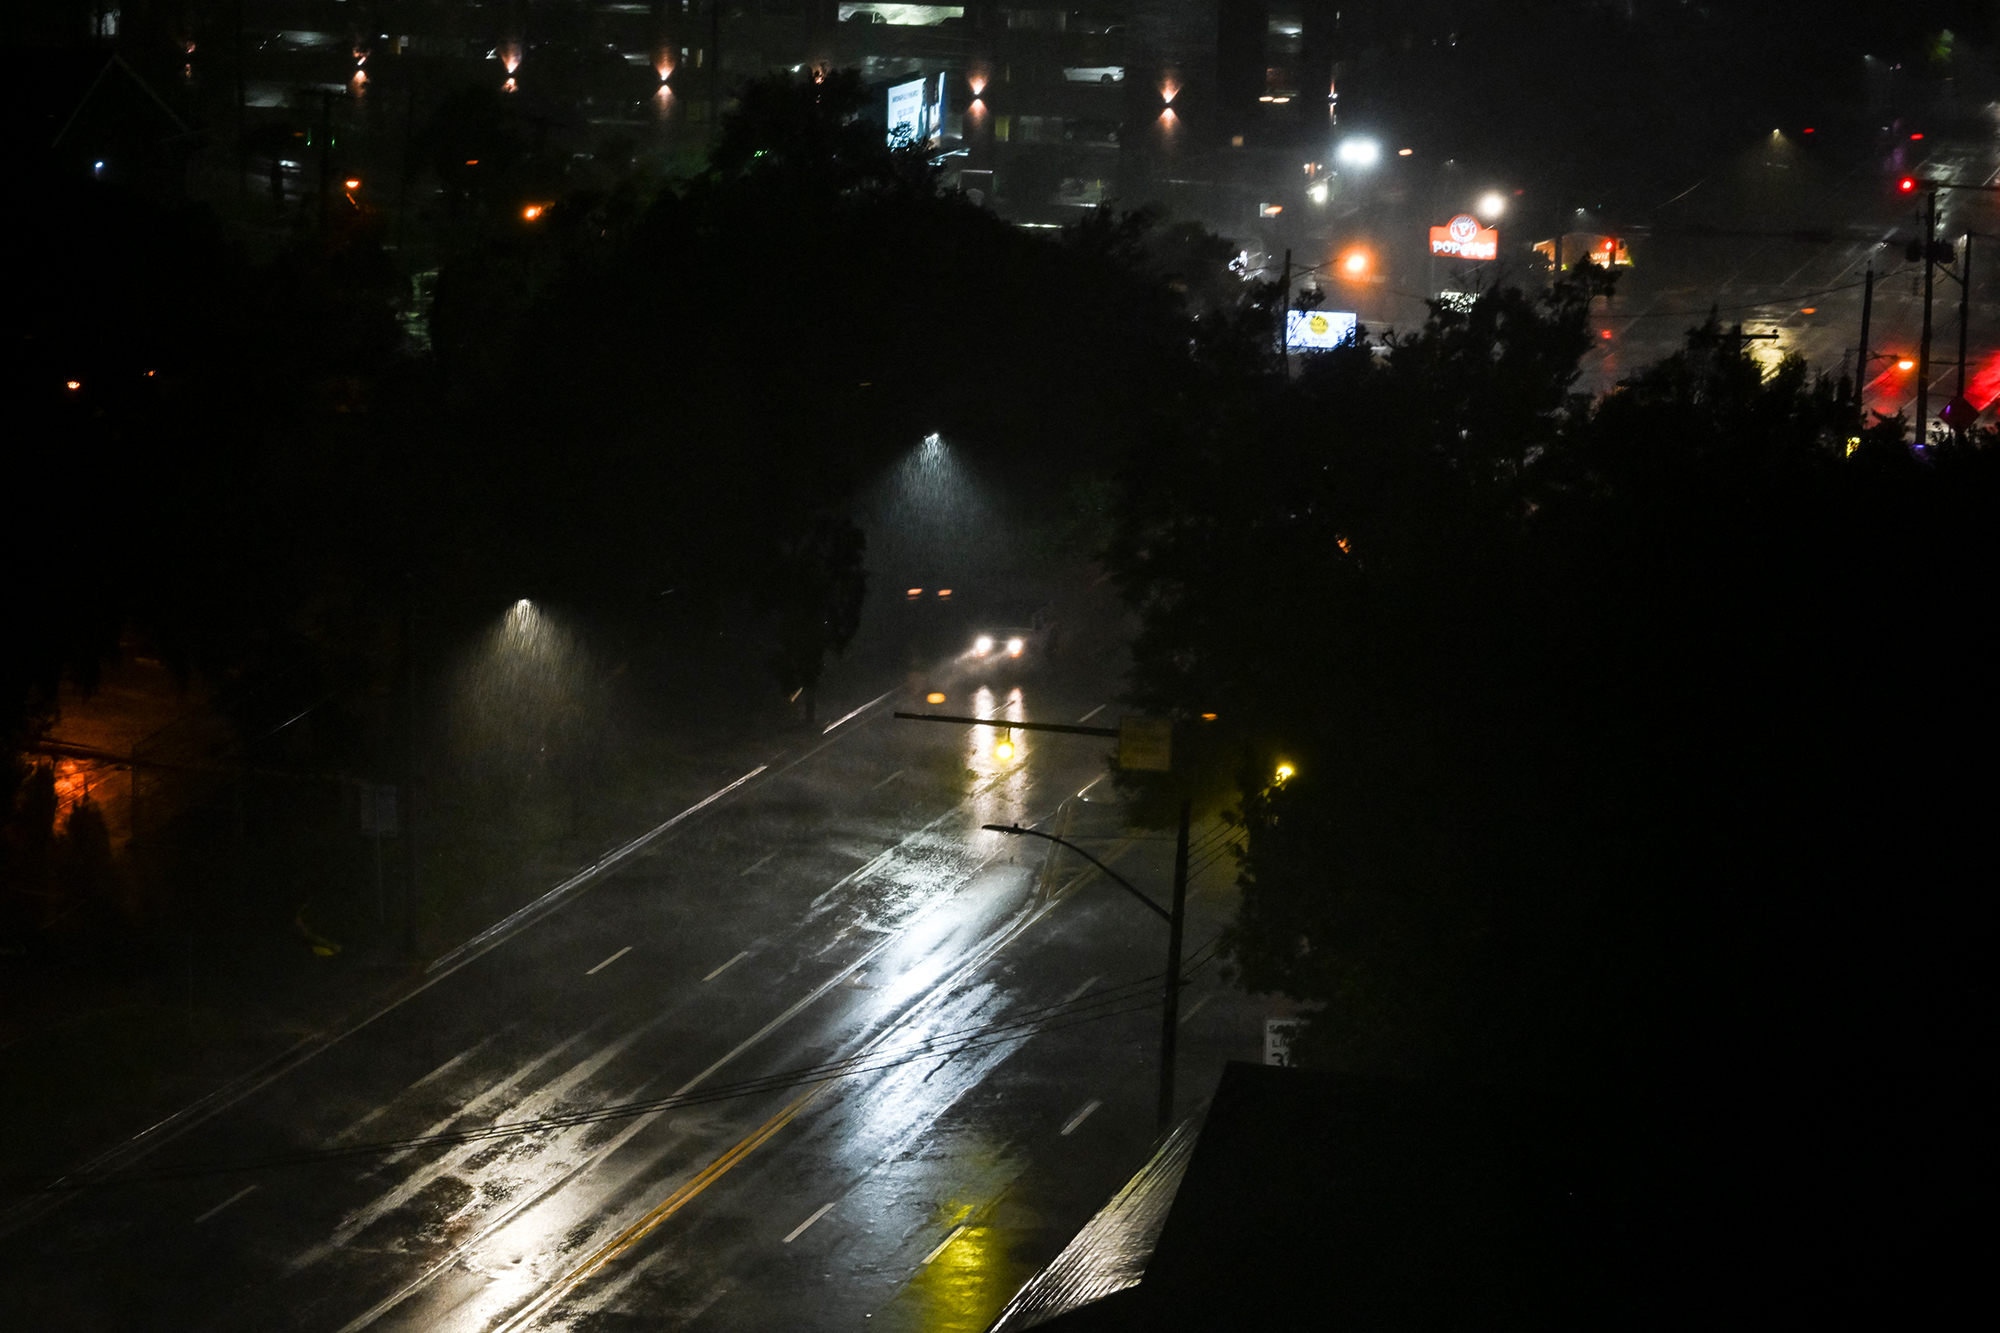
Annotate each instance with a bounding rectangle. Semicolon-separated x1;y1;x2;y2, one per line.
1118;716;1172;771
1264;1017;1300;1066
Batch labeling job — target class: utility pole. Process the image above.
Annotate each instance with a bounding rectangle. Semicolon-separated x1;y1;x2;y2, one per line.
314;87;334;232
708;0;721;142
1918;188;1938;443
1957;232;1971;403
1156;798;1190;1132
1277;247;1292;377
1855;266;1873;410
403;575;420;959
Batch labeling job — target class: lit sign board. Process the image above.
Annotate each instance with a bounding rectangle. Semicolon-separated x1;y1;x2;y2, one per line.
887;74;948;147
1285;309;1357;350
1428;213;1498;260
887;78;924;146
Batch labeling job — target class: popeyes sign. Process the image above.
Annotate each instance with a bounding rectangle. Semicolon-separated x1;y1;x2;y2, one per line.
1429;214;1498;260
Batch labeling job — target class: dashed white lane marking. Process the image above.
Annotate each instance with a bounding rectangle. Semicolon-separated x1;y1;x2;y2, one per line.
193;1185;258;1225
1077;705;1106;723
871;768;907;791
823;689;896;735
921;1225;968;1267
1060;1099;1103;1137
1060;976;1100;1005
1177;993;1215;1025
586;946;633;976
739;852;777;876
702;950;750;982
783;1200;838;1244
331;1033;503;1144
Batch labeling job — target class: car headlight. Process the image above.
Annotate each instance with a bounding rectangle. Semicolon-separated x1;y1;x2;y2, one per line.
1007;638;1024;655
974;636;993;653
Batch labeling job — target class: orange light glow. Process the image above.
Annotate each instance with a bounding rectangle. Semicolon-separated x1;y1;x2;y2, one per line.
522;204;544;220
1801;307;1816;314
927;692;947;704
1201;712;1218;721
503;77;516;92
1398;147;1414;156
1897;358;1916;370
1160;78;1178;105
937;589;952;597
501;43;521;74
969;74;987;96
1339;248;1371;278
907;587;923;596
1601;330;1613;339
65;380;80;390
344;178;361;189
466;159;479;166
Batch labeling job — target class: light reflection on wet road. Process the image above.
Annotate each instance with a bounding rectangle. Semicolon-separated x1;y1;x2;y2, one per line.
1;647;1263;1333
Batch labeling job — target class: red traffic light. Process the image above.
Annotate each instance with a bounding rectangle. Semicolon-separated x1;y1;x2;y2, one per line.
1899;177;1918;193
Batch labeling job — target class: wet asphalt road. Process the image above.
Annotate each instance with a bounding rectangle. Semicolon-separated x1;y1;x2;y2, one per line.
1;649;1265;1333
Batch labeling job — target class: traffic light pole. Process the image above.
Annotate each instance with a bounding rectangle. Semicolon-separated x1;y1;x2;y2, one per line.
1919;188;1938;443
1855;266;1873;410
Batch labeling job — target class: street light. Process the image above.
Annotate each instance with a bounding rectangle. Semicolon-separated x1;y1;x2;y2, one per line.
1477;191;1505;221
1335;136;1380;169
986;812;1191;1133
899;707;1193;1130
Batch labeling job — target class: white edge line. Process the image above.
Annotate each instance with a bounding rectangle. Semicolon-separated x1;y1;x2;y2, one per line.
870;768;906;791
428;765;769;975
360;824;1077;1333
586;946;633;977
921;1224;969;1267
701;950;750;983
192;1184;258;1225
1060;1099;1103;1136
333;937;902;1333
783;1200;838;1243
1077;704;1107;723
1;765;773;1240
823;689;896;735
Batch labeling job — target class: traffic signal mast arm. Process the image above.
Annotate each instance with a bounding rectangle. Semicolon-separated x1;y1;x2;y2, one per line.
891;711;1119;738
982;823;1172;922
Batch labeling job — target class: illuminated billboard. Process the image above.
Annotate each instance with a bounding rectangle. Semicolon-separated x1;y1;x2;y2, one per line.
886;73;948;148
887;78;924;146
1285;309;1357;350
1428;213;1498;260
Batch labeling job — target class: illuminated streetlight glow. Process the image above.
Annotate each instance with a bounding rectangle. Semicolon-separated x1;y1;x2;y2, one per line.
1334;137;1380;168
1339;247;1371;278
522;204;545;221
1274;762;1296;783
1898;358;1916;370
926;692;947;704
1477;191;1506;220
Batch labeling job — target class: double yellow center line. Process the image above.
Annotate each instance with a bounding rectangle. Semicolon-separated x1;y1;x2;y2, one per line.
492;1079;832;1331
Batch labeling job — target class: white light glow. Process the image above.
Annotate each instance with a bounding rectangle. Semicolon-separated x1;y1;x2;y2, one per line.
1335;137;1380;168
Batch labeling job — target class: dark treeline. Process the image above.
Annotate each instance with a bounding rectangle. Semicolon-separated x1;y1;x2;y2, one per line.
1108;275;1995;1318
4;52;1991;1312
1;71;1238;957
